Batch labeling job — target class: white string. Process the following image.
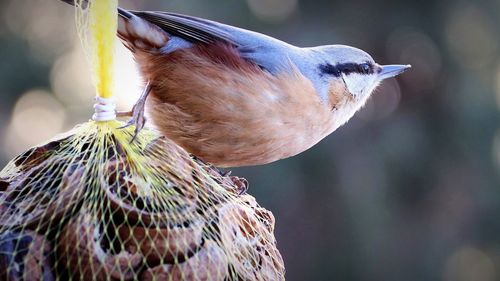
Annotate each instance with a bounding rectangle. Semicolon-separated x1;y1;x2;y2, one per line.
92;96;116;121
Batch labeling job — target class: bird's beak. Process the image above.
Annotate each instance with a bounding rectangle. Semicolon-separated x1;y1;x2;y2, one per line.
378;64;411;80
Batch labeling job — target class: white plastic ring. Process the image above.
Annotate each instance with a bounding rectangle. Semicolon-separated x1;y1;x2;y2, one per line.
92;96;116;121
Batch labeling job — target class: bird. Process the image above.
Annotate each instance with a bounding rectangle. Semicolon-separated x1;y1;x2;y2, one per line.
60;0;410;167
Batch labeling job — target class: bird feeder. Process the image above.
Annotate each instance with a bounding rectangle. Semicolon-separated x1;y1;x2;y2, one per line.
0;0;284;280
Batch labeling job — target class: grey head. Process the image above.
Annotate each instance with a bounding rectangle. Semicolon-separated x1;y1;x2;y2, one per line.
296;45;410;102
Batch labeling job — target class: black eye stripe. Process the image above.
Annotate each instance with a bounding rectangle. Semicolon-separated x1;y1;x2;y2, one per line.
319;62;374;77
319;63;341;76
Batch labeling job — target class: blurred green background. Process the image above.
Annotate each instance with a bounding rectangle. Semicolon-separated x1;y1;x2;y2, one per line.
1;0;499;280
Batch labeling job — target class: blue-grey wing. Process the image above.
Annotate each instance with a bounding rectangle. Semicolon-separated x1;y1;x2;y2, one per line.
129;10;297;74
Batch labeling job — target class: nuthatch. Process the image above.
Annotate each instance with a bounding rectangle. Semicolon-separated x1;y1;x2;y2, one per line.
62;1;411;167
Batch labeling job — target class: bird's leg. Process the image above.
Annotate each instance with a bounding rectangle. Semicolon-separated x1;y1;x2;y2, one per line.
117;82;152;142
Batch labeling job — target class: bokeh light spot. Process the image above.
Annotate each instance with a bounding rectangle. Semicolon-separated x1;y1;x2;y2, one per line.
51;41;140;113
3;89;66;159
51;45;95;106
386;27;442;93
445;4;498;70
246;0;298;23
444;247;496;281
2;0;74;63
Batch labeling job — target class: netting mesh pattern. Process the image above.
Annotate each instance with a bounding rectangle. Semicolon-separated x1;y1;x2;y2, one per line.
0;121;284;280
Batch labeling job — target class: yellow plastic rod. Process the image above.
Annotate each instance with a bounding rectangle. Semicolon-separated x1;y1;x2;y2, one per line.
89;0;118;99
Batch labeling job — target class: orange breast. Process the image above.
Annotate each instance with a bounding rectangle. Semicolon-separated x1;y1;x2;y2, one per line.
134;44;337;167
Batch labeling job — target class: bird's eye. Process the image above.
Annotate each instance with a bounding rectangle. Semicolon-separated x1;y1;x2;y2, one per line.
359;63;372;74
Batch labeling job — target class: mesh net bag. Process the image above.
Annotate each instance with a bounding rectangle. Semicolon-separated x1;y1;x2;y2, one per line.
0;1;285;280
0;122;284;280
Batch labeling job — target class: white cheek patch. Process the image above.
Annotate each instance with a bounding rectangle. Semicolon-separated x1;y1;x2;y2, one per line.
366;79;381;95
342;73;378;97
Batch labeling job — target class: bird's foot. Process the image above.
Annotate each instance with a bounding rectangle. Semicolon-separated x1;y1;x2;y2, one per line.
117;82;152;143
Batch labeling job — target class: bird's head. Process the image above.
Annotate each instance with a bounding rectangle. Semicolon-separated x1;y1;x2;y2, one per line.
313;45;410;102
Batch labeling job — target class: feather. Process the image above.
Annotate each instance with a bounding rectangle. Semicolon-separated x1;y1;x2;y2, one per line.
127;10;297;74
129;11;238;46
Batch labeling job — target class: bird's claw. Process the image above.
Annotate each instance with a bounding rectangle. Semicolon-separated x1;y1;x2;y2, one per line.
117;82;152;143
119;113;146;143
